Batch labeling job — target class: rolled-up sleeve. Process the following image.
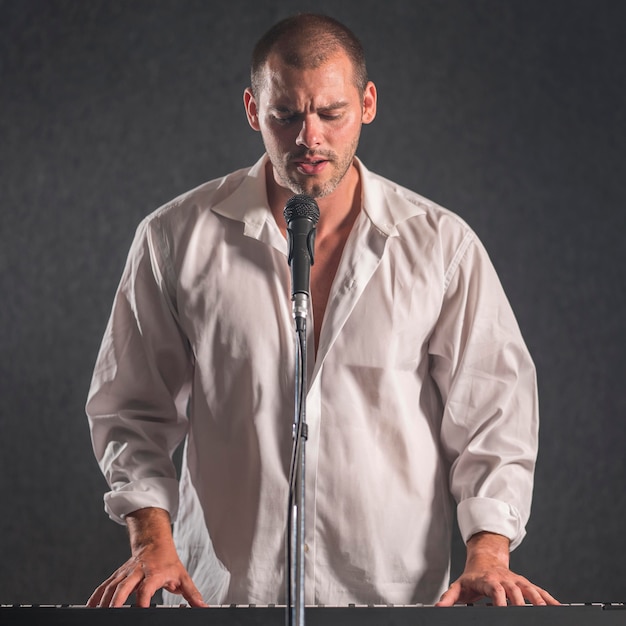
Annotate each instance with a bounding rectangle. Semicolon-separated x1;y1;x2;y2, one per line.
430;233;539;550
86;217;193;524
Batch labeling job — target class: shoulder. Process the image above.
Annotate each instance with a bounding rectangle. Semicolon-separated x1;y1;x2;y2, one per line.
126;164;255;256
145;165;253;230
118;165;255;279
361;163;478;257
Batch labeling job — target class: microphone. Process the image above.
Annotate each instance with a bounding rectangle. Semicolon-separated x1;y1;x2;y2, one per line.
283;194;320;325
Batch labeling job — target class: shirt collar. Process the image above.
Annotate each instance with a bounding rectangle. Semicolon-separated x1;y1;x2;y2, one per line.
357;157;429;237
210;154;274;241
211;153;429;240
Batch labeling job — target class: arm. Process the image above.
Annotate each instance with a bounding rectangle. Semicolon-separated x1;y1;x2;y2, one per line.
87;218;198;605
88;217;192;524
436;531;559;606
87;507;207;607
429;230;558;605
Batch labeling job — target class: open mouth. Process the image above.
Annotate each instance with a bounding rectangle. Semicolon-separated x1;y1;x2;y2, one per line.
295;159;328;175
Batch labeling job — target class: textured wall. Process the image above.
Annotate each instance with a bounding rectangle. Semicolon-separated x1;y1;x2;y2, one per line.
0;0;624;605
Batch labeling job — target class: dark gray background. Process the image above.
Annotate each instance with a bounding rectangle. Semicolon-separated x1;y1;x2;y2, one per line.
1;0;624;606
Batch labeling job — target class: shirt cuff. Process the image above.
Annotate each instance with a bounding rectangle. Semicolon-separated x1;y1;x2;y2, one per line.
457;496;527;550
103;477;180;525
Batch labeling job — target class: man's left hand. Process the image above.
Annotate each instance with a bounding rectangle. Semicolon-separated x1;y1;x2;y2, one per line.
436;531;560;607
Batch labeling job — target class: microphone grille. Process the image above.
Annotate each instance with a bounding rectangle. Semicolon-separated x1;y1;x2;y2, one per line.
283;194;320;224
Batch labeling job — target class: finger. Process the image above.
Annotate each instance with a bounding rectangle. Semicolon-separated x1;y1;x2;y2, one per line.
502;580;526;606
488;582;508;607
108;572;143;607
87;569;125;607
519;583;547;606
435;583;461;607
133;576;168;608
539;588;561;606
86;585;105;608
525;584;561;606
160;572;208;608
180;577;209;608
98;579;124;608
87;578;114;608
134;586;154;608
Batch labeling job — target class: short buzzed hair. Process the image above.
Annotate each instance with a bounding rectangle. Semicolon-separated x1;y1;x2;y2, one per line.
250;13;368;98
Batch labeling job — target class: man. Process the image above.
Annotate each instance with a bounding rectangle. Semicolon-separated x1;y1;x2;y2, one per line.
86;13;558;608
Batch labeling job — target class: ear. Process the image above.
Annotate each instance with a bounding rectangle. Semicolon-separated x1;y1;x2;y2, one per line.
361;81;377;125
243;87;261;131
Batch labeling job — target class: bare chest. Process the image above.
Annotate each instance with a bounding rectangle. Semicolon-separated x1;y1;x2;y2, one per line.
310;233;348;352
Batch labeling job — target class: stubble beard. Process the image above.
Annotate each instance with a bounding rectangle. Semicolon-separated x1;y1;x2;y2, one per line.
278;138;359;199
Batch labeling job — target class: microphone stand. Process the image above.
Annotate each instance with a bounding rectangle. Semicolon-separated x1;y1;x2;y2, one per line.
287;294;308;626
283;193;319;626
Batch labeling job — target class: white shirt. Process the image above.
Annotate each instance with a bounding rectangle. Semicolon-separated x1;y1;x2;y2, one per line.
86;155;538;606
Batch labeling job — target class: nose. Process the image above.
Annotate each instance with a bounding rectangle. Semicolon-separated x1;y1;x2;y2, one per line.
295;115;321;149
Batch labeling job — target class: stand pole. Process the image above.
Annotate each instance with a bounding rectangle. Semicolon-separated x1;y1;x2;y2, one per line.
287;295;309;626
283;193;319;626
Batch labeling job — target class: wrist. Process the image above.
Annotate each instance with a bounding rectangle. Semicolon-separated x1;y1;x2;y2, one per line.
466;531;510;568
126;507;173;553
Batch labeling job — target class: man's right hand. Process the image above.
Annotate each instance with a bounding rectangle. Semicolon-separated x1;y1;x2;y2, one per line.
87;507;207;608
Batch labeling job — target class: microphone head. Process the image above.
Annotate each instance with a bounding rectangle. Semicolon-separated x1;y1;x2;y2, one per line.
283;194;320;225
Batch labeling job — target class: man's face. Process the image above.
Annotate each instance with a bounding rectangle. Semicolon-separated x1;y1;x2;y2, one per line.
244;50;376;199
